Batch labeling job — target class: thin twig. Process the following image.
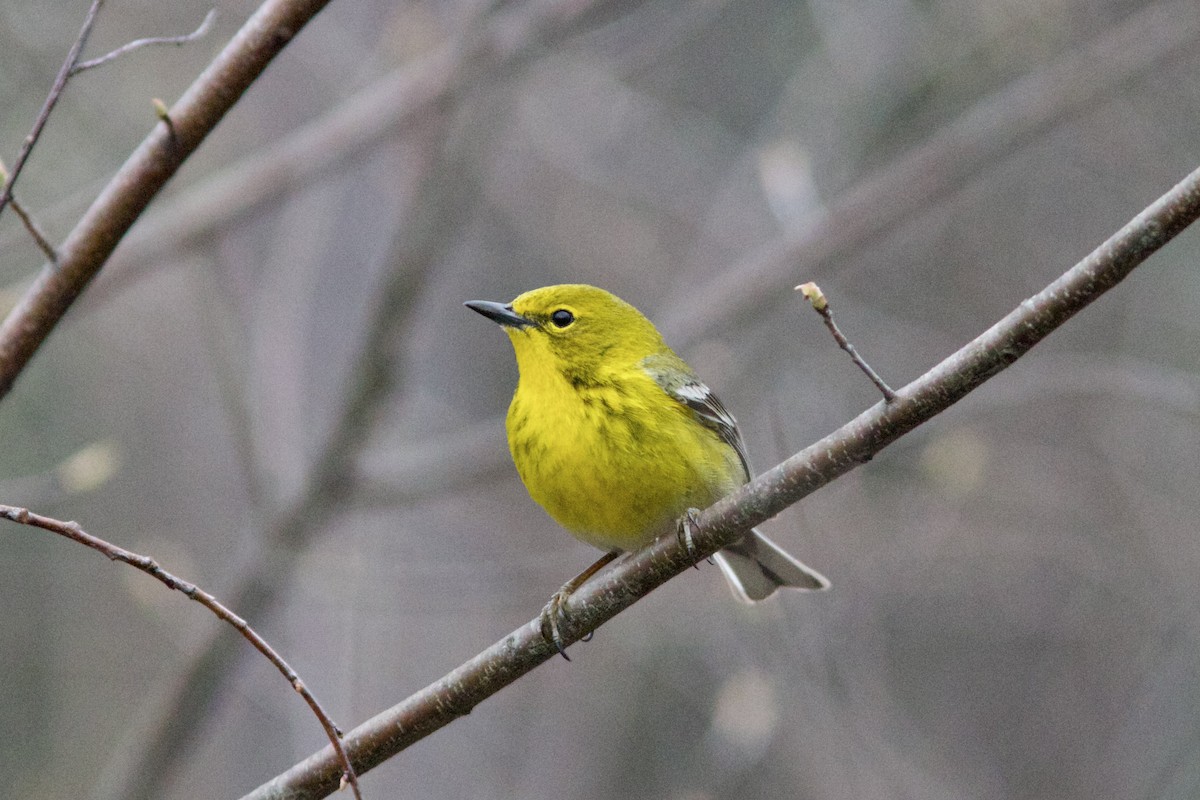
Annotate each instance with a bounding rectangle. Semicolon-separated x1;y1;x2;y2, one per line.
8;195;59;265
82;0;611;310
0;0;338;400
0;0;103;219
1;157;58;261
71;9;217;74
0;6;212;256
0;504;362;800
242;163;1200;800
796;282;896;400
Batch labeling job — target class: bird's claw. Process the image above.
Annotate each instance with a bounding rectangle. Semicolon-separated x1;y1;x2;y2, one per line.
537;551;618;659
677;507;703;567
540;590;573;660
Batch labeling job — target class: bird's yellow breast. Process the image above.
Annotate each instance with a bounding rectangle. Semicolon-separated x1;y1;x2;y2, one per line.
505;359;742;551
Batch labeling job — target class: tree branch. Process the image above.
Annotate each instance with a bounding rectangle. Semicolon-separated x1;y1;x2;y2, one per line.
0;0;335;400
6;193;59;265
0;505;362;799
83;0;619;310
242;163;1200;800
70;9;217;74
0;0;103;220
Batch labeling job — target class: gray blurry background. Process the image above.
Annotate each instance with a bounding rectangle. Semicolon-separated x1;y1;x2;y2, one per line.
2;0;1200;798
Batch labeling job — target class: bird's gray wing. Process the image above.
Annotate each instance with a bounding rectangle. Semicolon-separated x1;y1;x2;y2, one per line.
642;353;752;482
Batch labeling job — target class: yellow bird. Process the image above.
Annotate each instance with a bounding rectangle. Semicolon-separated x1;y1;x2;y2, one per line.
466;284;827;650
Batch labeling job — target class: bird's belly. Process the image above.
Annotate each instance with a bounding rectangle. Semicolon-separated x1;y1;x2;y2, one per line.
508;394;736;551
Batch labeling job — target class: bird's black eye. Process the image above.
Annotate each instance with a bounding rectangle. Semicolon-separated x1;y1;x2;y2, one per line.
550;309;574;328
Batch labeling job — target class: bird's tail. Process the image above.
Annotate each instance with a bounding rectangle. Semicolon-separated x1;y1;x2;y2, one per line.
712;529;829;602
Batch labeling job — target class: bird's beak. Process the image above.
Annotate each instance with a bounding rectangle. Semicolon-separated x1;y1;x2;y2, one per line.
464;300;535;329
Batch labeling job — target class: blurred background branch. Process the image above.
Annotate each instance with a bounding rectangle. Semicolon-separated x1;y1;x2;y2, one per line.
660;0;1200;345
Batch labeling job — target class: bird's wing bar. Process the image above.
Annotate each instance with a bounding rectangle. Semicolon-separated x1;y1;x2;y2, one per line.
642;354;753;482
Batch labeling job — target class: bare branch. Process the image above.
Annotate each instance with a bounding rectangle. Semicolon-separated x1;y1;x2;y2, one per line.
0;0;103;219
7;195;59;265
242;164;1200;800
0;505;362;800
796;282;896;401
85;0;618;309
0;157;58;261
70;9;217;74
91;132;448;800
0;0;336;400
85;45;460;307
0;7;212;260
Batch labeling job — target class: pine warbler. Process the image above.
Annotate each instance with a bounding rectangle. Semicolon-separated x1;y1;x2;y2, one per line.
466;284;828;648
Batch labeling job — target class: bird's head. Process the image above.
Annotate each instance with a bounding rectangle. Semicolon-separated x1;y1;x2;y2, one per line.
465;284;666;382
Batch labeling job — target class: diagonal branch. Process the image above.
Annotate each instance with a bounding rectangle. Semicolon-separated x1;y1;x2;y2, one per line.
6;192;59;264
83;0;621;309
0;0;335;400
0;504;363;799
242;163;1200;800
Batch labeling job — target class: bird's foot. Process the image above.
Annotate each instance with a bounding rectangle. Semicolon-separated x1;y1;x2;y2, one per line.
677;507;705;567
539;550;619;660
540;589;574;660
